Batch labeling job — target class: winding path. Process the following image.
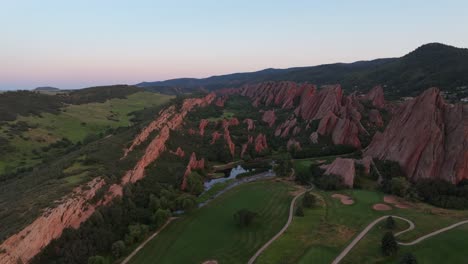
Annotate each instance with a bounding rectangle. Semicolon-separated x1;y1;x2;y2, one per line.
332;216;468;264
248;184;311;264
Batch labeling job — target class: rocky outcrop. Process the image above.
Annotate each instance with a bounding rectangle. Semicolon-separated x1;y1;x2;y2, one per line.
240;81;307;109
310;132;319;144
170;147;185;157
317;111;361;148
365;88;468;183
262;110;276;127
199;119;210;136
211;131;222;144
368;109;384;127
241;135;254;158
275;118;297;137
322;158;356;187
0;93;216;264
244;118;255;131
362;85;385;109
295;85;343;120
0;179;107;264
222;118;239;157
181;152;205;190
255;134;268;153
215;96;227;107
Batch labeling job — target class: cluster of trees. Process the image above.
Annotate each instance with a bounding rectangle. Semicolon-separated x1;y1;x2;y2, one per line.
33;175;192;263
295;163;345;191
415;179;468;209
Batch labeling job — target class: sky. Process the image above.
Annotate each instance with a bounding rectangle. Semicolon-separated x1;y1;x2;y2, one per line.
1;0;467;90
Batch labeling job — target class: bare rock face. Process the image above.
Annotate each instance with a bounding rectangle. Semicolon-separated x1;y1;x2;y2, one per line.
240;81;306;109
181;152;205;190
244;118;255;131
295;85;343;120
199;119;210;136
0;179;106;264
275;118;297;137
0;93;216;264
362;85;385;109
262;110;276;127
215;96;227;107
323;158;356;187
365;88;468;183
170;147;185;157
368;109;384;127
310;132;319;143
211;131;222;144
222;118;240;157
255;134;268;153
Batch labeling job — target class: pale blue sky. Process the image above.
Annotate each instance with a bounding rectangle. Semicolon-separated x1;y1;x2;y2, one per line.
1;0;467;90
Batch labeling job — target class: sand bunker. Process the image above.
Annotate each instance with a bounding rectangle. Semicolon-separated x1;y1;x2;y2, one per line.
202;261;218;264
384;195;412;209
373;203;392;211
332;194;354;205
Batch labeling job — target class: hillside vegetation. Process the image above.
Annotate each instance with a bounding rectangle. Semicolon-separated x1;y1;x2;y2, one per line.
139;43;468;98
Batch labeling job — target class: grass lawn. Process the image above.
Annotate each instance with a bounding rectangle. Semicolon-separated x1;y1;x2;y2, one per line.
130;180;295;264
256;192;326;264
207;110;235;121
299;190;468;263
392;224;468;264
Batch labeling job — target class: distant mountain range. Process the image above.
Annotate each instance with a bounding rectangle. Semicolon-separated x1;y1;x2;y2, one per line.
138;43;468;97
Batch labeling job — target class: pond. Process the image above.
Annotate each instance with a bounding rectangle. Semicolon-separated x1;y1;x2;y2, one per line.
204;165;250;190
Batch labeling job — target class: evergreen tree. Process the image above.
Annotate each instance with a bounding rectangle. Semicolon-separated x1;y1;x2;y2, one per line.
381;231;398;256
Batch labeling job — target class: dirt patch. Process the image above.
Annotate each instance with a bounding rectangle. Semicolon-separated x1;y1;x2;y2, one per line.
373;203;392;211
202;261;218;264
383;195;412;209
332;194;354;205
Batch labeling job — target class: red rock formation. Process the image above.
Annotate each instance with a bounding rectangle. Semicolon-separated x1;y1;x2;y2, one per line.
368;109;384;127
255;134;268;153
322;158;356;187
262;110;276;127
0;178;107;264
295;85;343;120
170;147;185;157
215;96;227;107
241;135;254;158
199;119;209;136
310;132;319;144
275;118;297;137
362;85;385;109
244;118;255;131
287;139;301;151
221;118;239;157
241;81;306;109
181;152;205;190
0;93;216;264
365;88;468;183
292;126;301;136
210;131;222;144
